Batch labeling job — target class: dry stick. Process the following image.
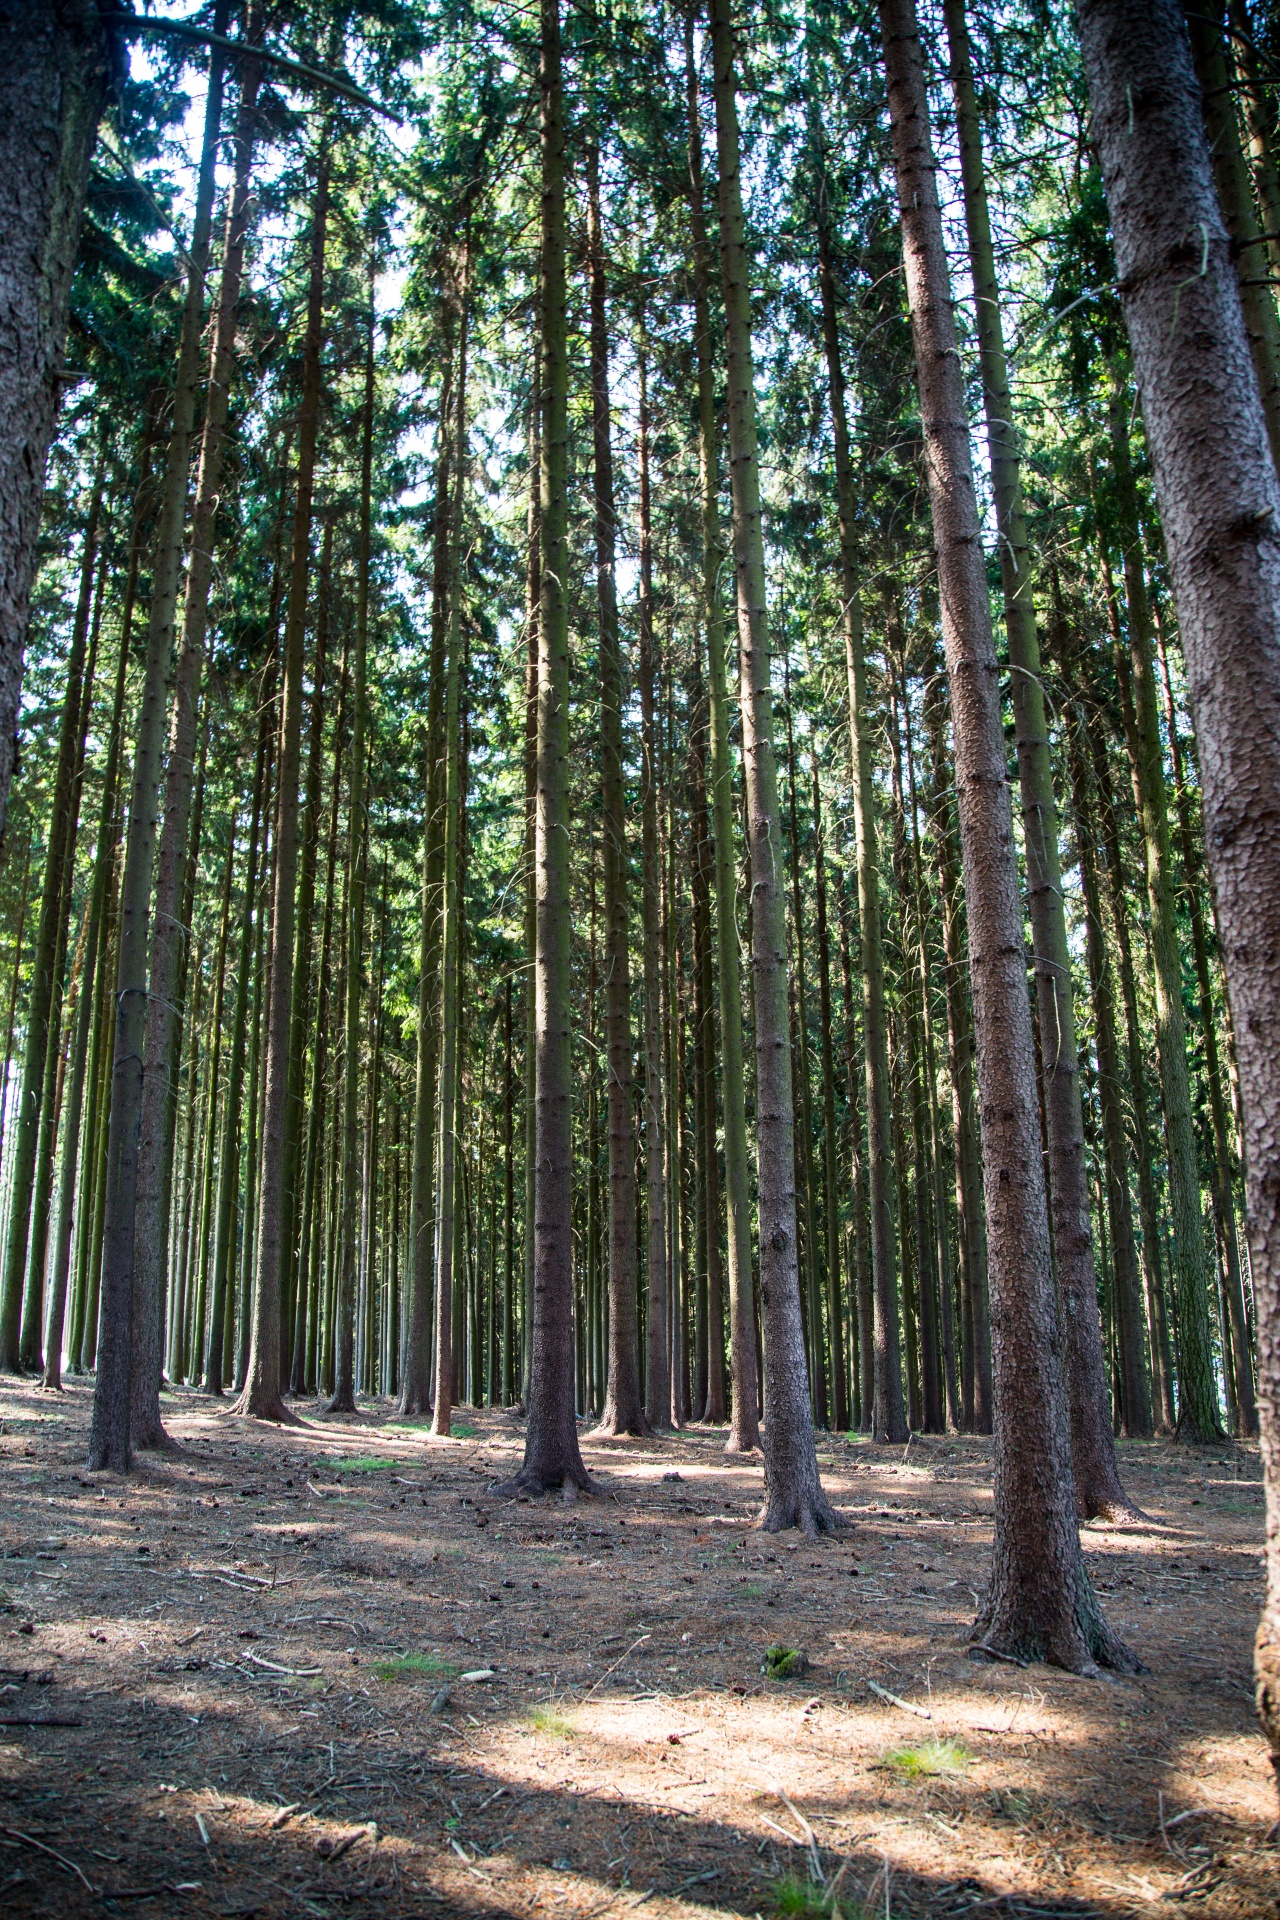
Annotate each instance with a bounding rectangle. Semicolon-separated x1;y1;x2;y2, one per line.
581;1632;651;1702
1;1825;94;1892
865;1677;931;1719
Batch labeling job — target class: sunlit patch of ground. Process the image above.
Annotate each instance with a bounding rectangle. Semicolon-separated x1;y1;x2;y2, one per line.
0;1382;1273;1916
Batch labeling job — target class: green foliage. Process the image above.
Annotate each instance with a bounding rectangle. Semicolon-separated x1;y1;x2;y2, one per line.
371;1652;456;1681
524;1703;576;1738
883;1736;970;1778
764;1645;811;1680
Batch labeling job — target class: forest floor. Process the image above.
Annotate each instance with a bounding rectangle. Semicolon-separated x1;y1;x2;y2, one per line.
0;1383;1274;1920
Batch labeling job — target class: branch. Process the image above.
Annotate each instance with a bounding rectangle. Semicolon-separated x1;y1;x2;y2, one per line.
102;14;404;124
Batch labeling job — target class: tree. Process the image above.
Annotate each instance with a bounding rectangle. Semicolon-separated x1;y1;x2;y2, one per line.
1075;0;1280;1795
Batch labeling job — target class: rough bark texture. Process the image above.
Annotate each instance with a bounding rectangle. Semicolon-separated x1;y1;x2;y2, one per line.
881;0;1138;1671
502;0;591;1497
685;23;758;1453
587;149;646;1440
943;0;1139;1520
815;204;907;1444
0;0;110;847
710;0;835;1536
1076;0;1280;1789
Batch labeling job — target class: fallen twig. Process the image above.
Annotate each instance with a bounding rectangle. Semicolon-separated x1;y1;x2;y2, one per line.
242;1651;322;1677
1;1824;94;1892
866;1678;932;1720
582;1632;651;1702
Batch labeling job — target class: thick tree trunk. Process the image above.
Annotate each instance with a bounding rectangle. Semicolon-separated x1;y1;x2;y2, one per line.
710;0;834;1535
880;0;1138;1670
502;0;591;1496
0;1;110;845
684;23;758;1451
236;128;331;1424
586;148;646;1439
943;0;1139;1519
1076;0;1280;1791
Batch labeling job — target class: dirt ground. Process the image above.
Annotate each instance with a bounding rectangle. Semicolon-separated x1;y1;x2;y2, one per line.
0;1382;1275;1920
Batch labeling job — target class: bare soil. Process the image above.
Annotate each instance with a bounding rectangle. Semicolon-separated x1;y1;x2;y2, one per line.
0;1382;1274;1919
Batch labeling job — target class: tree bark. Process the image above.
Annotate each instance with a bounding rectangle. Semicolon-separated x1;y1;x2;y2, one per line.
1076;0;1280;1785
943;0;1139;1518
710;0;835;1535
502;0;591;1496
130;24;251;1449
684;19;759;1451
0;0;110;844
880;0;1138;1671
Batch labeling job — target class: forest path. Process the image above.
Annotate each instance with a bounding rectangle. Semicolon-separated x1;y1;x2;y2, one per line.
0;1384;1271;1917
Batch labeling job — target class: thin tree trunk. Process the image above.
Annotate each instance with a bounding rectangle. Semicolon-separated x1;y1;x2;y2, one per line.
812;760;848;1432
880;0;1138;1670
237;119;331;1424
944;0;1138;1515
637;329;669;1431
1076;0;1280;1780
710;0;834;1534
587;147;645;1439
503;0;591;1494
814;173;908;1445
130;24;252;1449
684;21;758;1451
0;1;109;842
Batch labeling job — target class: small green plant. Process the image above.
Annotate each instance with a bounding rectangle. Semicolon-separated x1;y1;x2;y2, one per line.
370;1652;456;1682
333;1455;398;1473
742;1582;765;1598
764;1644;811;1680
884;1735;970;1777
525;1702;576;1738
770;1874;832;1919
452;1423;478;1439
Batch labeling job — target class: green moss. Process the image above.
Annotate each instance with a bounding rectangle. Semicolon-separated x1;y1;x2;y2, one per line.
764;1644;811;1679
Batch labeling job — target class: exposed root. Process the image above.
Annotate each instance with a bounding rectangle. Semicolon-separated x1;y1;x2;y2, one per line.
322;1388;356;1417
588;1415;652;1441
233;1391;304;1427
756;1490;843;1537
492;1462;596;1501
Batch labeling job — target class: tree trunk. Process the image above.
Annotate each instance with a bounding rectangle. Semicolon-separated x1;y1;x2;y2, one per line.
880;0;1138;1671
0;0;110;843
502;0;591;1496
710;0;834;1535
814;183;908;1445
430;267;470;1441
237;124;331;1424
586;147;646;1439
131;26;252;1449
812;761;849;1432
637;330;670;1431
943;0;1140;1518
1076;0;1280;1788
1107;397;1222;1440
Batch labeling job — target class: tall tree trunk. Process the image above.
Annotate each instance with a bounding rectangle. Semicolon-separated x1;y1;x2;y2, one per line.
880;0;1138;1670
943;0;1139;1518
237;122;331;1424
1107;398;1221;1440
0;1;110;843
130;24;250;1449
401;314;458;1419
330;281;377;1417
502;0;591;1495
785;684;827;1429
1076;0;1280;1788
430;264;470;1440
811;760;848;1432
1063;690;1152;1436
587;146;645;1438
814;175;908;1445
637;330;669;1431
710;0;834;1534
685;20;759;1451
0;469;100;1371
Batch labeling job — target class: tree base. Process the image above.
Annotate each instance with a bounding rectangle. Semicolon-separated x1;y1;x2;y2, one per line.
757;1485;842;1537
589;1411;652;1440
724;1425;760;1455
323;1386;357;1416
1082;1495;1153;1528
973;1588;1148;1677
493;1461;595;1500
234;1387;303;1426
